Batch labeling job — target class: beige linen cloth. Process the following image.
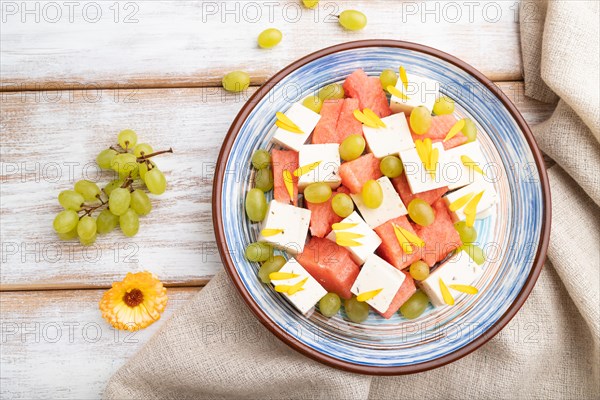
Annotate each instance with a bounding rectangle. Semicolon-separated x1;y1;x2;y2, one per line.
105;2;599;398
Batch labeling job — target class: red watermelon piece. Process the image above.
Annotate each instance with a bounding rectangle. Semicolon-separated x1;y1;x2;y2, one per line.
392;173;448;205
343;69;392;118
271;149;298;206
296;237;360;299
335;98;363;142
305;186;350;238
374;216;421;270
408;114;468;150
338;153;383;194
377;272;417;319
312;100;343;144
414;199;461;267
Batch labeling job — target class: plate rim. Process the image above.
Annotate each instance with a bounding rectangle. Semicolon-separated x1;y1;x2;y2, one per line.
212;39;551;375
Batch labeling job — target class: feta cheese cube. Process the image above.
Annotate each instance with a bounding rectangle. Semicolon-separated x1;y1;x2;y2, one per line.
350;176;407;228
443;141;488;190
326;211;382;265
400;143;449;194
443;178;497;222
270;258;327;315
418;252;482;307
272;102;321;152
390;74;440;114
362;113;415;158
258;200;311;255
297;144;341;191
351;254;406;314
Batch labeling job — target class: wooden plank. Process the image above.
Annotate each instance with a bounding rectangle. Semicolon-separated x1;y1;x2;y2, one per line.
0;287;201;400
1;0;523;90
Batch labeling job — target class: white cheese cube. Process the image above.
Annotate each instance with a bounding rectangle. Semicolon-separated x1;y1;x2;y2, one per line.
400;143;449;193
418;252;482;307
390;74;440;114
270;258;327;315
271;102;321;152
350;176;407;228
362;113;415;158
326;211;382;265
258;200;311;255
297;144;341;191
443;178;497;222
350;254;406;314
443;141;488;190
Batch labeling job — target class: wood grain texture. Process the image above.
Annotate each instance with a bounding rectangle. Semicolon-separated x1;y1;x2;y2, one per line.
0;287;201;400
1;0;524;90
0;82;555;291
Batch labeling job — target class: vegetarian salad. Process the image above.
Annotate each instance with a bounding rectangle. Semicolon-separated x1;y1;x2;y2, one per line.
244;66;496;323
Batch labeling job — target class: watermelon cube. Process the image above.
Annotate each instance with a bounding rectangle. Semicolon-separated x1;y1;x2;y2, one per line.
408;114;467;150
312;100;343;144
377;272;417;319
414;199;461;267
343;69;392;118
338;153;383;194
374;215;421;270
271;149;299;206
305;186;350;238
391;172;448;206
296;237;360;299
335;98;363;142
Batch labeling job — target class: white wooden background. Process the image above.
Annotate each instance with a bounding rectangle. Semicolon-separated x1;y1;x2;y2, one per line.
0;1;554;398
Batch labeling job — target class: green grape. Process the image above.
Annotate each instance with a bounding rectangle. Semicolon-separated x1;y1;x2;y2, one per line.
409;260;430;281
302;0;319;8
245;242;274;262
254;167;274;192
133;143;153;158
79;233;97;246
258;255;287;283
96;209;119;234
462;244;485;265
222;71;250;92
257;28;282;49
304;182;332;204
58;190;84;211
433;96;455;115
344;297;369;323
409;106;432;135
130;189;152;216
361;180;383;209
144;168;167;195
339;134;365;161
108;187;131;216
400;290;429;319
138;161;155;181
379;156;403;178
462;118;477;142
104;179;124;196
111;153;139;178
118;129;138;150
302;95;323;113
53;210;79;234
251;149;271;169
245;188;267;222
319;293;341;317
77;216;97;240
407;198;435;226
380;69;398;91
74;180;101;201
96;149;118;169
318;83;345;100
454;221;477;243
58;226;78;241
339;10;367;31
119;208;139;237
331;193;354;218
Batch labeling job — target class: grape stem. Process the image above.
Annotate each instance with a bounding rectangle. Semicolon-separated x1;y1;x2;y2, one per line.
137;148;173;162
109;145;127;154
79;197;108;218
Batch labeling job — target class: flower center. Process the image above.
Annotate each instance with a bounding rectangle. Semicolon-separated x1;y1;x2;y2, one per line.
123;288;144;307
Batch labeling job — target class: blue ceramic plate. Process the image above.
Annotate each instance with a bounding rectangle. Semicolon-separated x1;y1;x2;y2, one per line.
213;41;550;374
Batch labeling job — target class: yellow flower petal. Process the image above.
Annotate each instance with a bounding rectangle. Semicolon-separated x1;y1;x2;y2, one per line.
461;155;485;176
336;238;363;247
353;109;378;128
276;112;303;133
332;222;358;231
274;284;293;293
335;232;365;240
396;226;425;248
392;223;414;254
448;192;474;212
282;169;294;203
269;272;300;280
356;288;383;302
261;228;284;237
449;284;479;294
399;65;409;90
288;277;308;295
363;108;386;128
465;210;476;227
464;191;484;227
275;120;303;134
428;147;439;178
443;119;466;142
439;279;455;306
387;85;410;100
293;161;321;177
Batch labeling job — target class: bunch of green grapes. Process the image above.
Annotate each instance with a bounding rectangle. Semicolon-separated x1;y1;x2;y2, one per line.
53;129;173;245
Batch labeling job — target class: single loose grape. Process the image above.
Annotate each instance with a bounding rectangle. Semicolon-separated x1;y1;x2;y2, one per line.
339;134;365;161
380;69;398;91
245;188;267;222
130;189;152;216
331;193;354;218
302;95;323;113
119;208;139;237
251;149;271;169
454;221;477;243
77;216;97;241
96;209;119;234
344;297;369;323
108;187;131;216
133;143;153;158
58;226;78;241
400;290;429;319
111;153;139;178
222;71;250;92
338;10;367;31
462;244;485;265
245;242;274;262
433;96;455;115
409;260;430;281
254;167;274;192
462;118;477;142
53;210;79;234
144;168;167;195
318;84;345;100
407;198;435;226
104;179;124;196
257;255;287;283
96;149;118;169
118;129;138;150
361;180;383;209
302;0;319;8
58;190;84;211
304;182;332;204
79;233;97;246
409;106;433;135
74;180;101;201
379;156;403;178
257;28;282;49
319;293;342;317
